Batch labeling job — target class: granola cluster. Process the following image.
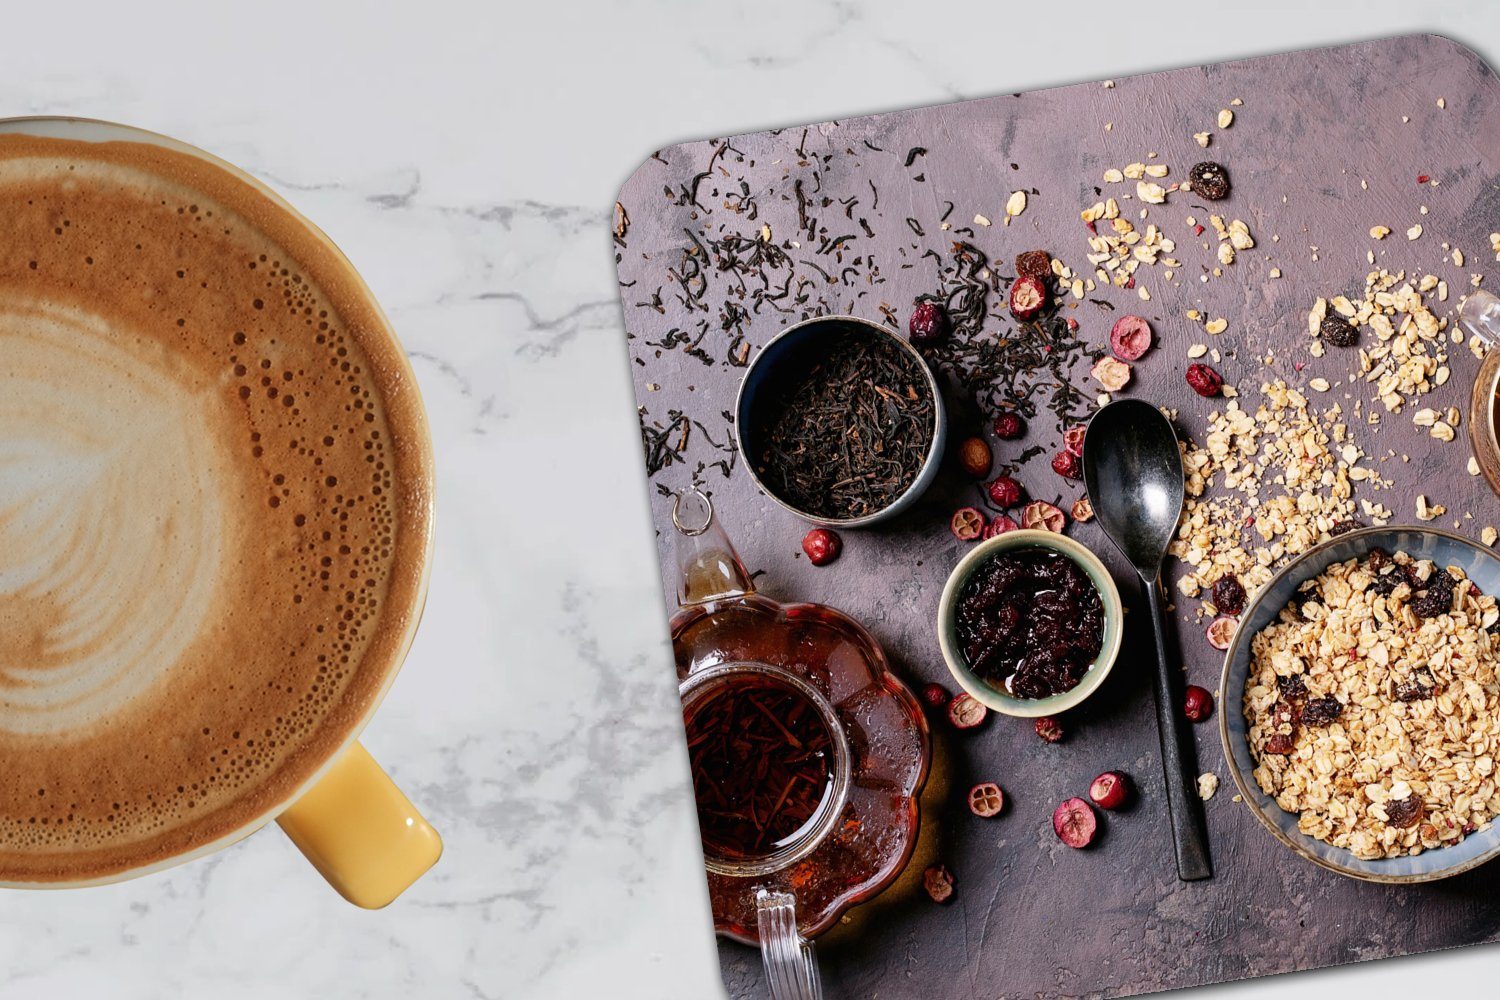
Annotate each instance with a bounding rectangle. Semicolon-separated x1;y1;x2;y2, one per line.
1170;380;1390;608
1245;549;1500;860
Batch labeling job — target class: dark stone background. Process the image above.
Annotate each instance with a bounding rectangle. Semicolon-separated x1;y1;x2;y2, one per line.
614;34;1500;999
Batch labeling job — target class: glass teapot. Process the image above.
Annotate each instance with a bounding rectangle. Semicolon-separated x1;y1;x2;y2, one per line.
668;489;929;999
1461;289;1500;497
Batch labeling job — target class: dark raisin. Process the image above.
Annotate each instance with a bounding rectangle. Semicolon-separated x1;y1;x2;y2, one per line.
1319;313;1359;347
1262;699;1299;754
1393;669;1435;703
1211;574;1246;616
1301;696;1343;727
1370;571;1400;597
1291;585;1321;619
1367;547;1390;571
1328;519;1361;536
1411;589;1452;619
1277;673;1308;701
1189;161;1231;201
1385;795;1424;829
1015;250;1052;281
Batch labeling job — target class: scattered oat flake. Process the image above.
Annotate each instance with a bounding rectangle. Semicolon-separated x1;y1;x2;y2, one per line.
1370;226;1390;240
1005;190;1027;218
973;214;991;227
1484;526;1498;546
1407;224;1423;241
1198;773;1219;800
1187;344;1208;359
1217;109;1234;129
1194;131;1211;148
1205;318;1228;336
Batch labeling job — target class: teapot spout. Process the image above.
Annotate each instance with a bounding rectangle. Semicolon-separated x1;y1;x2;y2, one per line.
671;488;755;607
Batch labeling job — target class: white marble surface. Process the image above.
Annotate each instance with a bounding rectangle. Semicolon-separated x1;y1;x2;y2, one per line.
2;2;1499;997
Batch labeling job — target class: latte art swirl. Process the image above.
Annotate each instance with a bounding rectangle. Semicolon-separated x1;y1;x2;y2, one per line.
0;299;228;735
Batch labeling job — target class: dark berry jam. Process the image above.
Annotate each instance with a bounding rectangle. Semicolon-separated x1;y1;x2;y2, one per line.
955;548;1105;699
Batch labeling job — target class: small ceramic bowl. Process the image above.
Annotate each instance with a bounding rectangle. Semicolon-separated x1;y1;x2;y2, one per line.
1220;525;1500;882
937;529;1123;718
734;314;947;528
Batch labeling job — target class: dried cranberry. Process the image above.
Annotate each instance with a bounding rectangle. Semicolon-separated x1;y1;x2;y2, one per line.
923;864;955;902
1319;313;1359;348
908;300;949;345
1063;425;1087;456
984;514;1020;538
1034;716;1064;743
1204;616;1237;650
968;782;1005;817
1009;275;1048;320
993;411;1026;440
958;436;993;478
1051;450;1081;479
1262;699;1298;754
801;528;841;566
1109;315;1154;361
1183;685;1215;723
920;682;951;709
1210;574;1246;616
1052;798;1098;848
947;693;988;730
987;476;1025;508
1385;795;1424;829
1089;771;1130;810
1301;696;1342;726
1185;362;1224;397
1189;161;1231;201
951;506;986;541
1015;250;1052;281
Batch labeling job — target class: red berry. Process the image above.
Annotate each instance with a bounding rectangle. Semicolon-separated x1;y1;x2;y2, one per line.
923;864;955;903
984;514;1019;538
801;528;841;566
987;476;1024;508
957;436;993;478
1034;715;1064;743
1015;250;1052;281
1051;450;1081;479
968;782;1005;817
908;300;949;345
1185;362;1224;397
1052;797;1098;848
920;682;950;709
993;412;1026;440
1089;771;1130;810
1008;275;1048;320
1109;315;1154;361
951;506;986;541
1063;425;1086;456
948;693;988;729
1184;685;1215;723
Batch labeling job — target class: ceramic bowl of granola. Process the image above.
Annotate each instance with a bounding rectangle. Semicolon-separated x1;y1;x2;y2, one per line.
1220;525;1500;882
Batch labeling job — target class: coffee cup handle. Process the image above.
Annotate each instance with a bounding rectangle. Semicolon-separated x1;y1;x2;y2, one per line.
275;741;442;908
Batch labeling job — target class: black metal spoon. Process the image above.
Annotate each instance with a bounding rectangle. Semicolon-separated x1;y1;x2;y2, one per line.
1083;399;1212;881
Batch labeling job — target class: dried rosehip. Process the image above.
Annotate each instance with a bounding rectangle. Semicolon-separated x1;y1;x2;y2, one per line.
987;476;1025;508
908;300;949;345
920;682;951;709
1034;715;1064;743
1052;797;1098;848
1021;501;1066;533
951;506;986;541
801;528;841;566
993;411;1026;440
1091;357;1132;392
1015;250;1052;281
923;864;955;902
1301;696;1342;727
1089;771;1130;810
1185;362;1224;397
958;436;993;478
1063;425;1087;456
984;514;1019;538
1189;161;1231;201
1009;275;1047;320
1210;574;1246;616
1385;795;1424;829
1051;450;1081;480
1183;685;1215;723
968;782;1005;818
1109;315;1154;361
947;692;988;730
1319;313;1359;348
1070;497;1094;523
1204;616;1237;650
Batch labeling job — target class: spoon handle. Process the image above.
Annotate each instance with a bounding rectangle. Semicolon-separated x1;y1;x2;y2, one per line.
1145;576;1213;881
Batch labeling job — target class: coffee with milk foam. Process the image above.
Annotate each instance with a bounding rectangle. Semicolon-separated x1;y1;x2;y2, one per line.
0;135;430;883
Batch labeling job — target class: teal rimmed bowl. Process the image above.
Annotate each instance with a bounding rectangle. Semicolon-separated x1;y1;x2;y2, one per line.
937;530;1123;718
1220;525;1500;882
